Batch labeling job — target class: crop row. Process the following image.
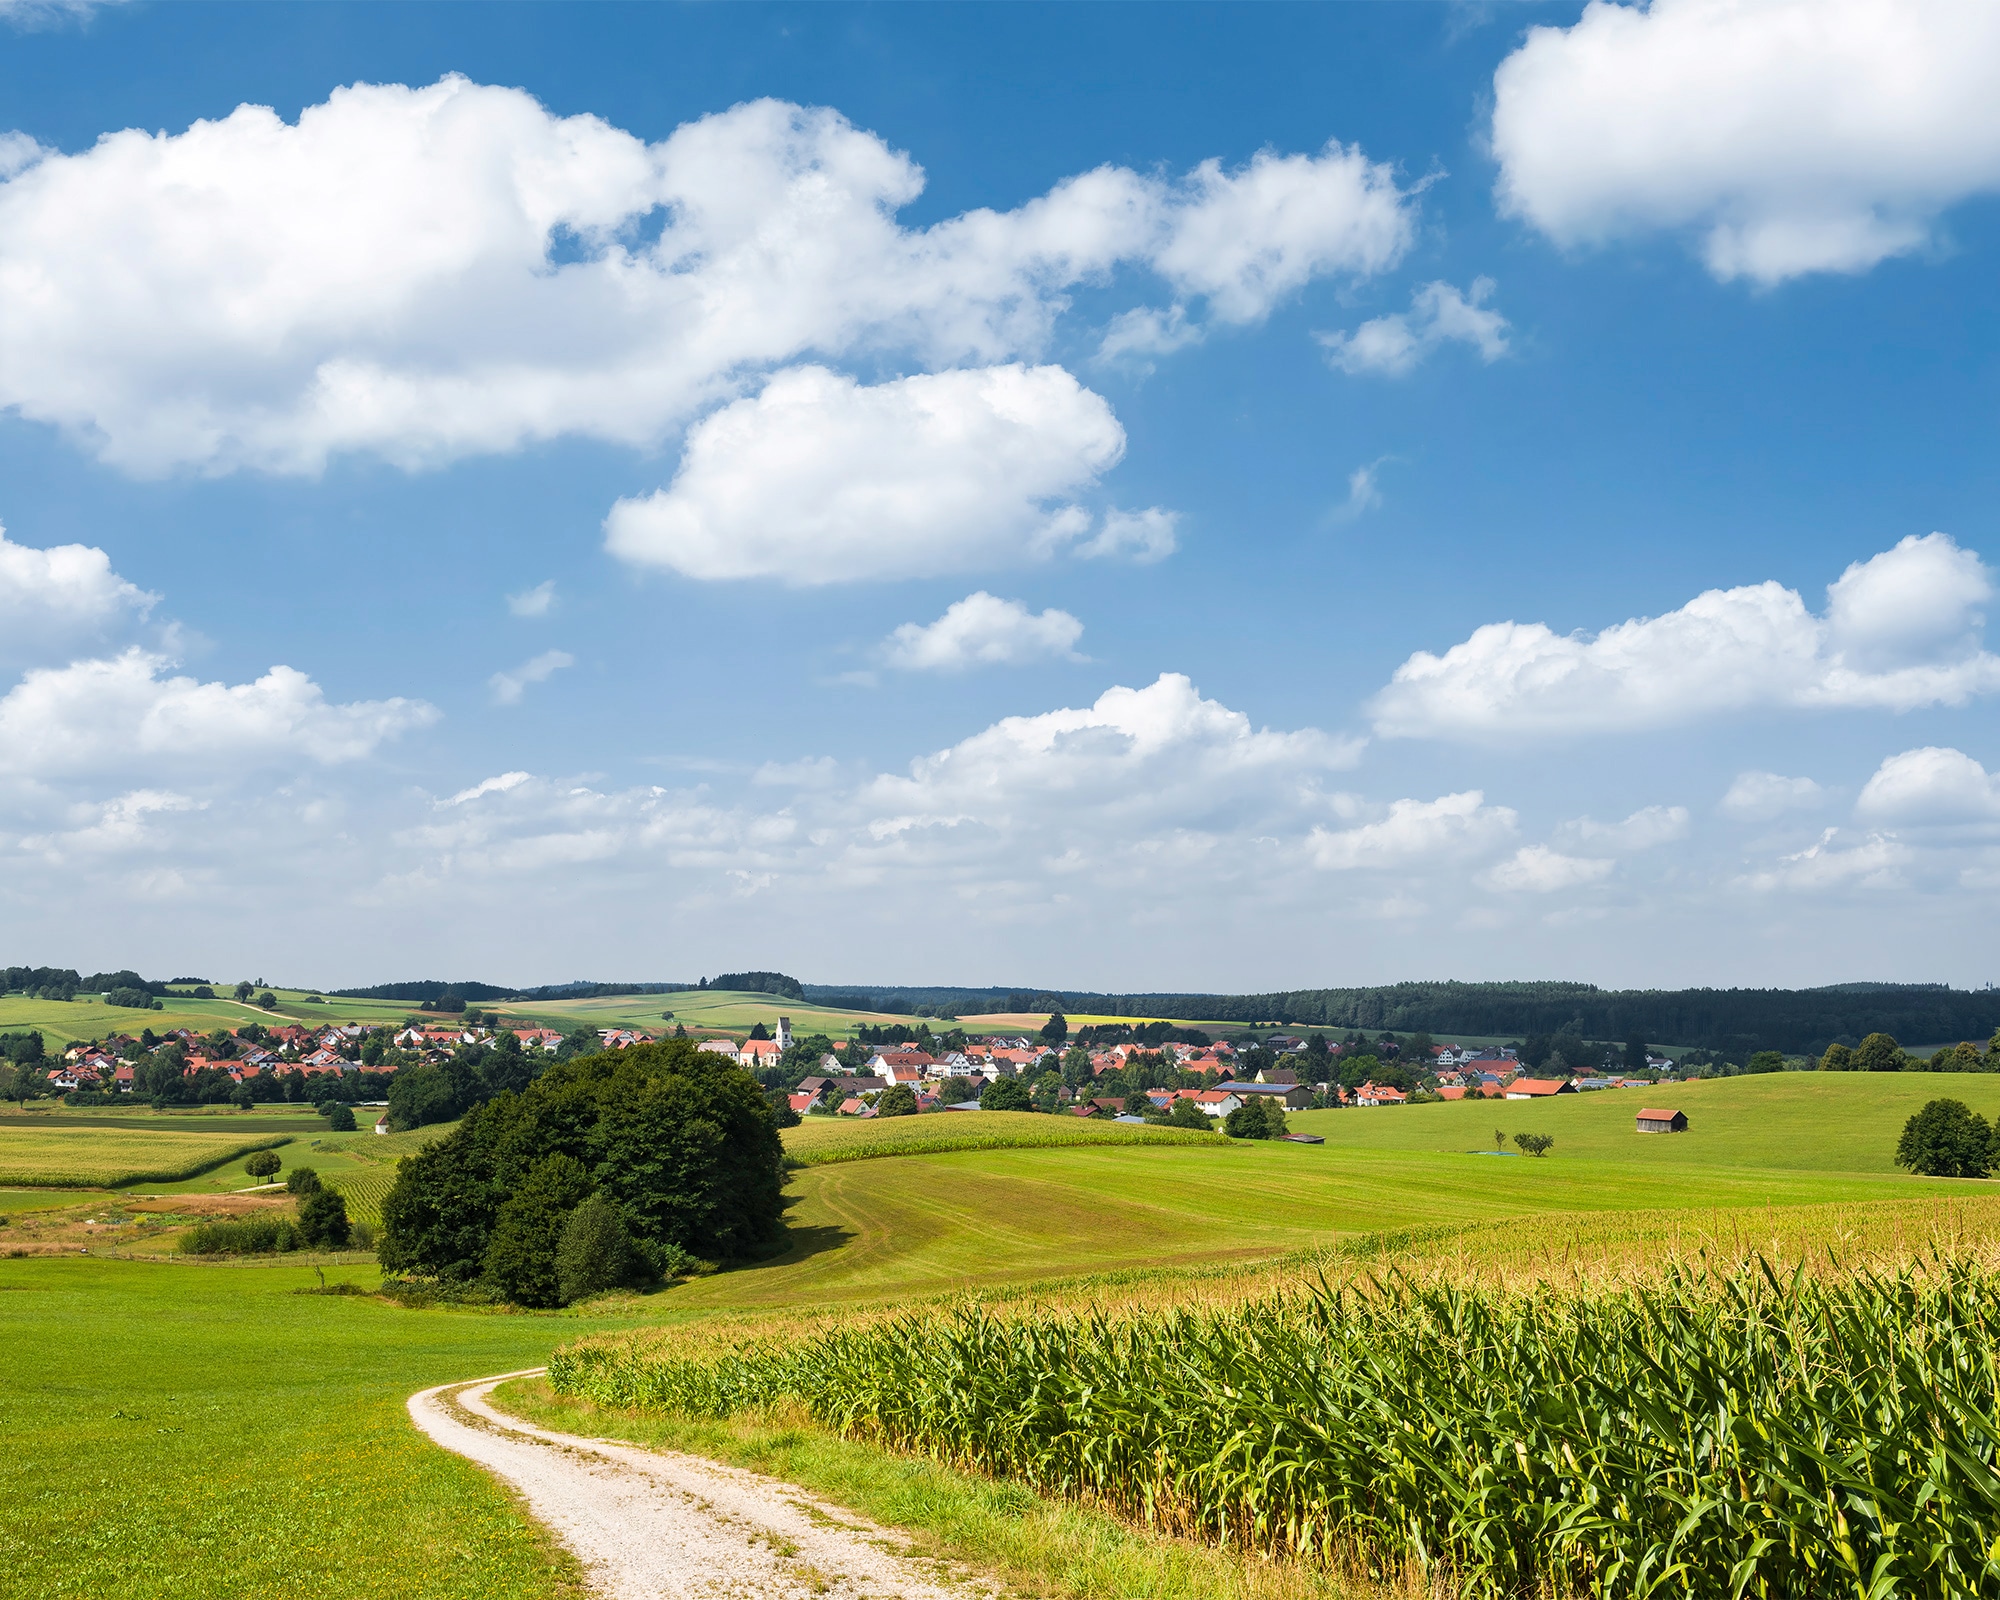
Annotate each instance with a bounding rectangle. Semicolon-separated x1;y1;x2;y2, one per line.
551;1259;2000;1598
782;1112;1213;1167
324;1168;395;1225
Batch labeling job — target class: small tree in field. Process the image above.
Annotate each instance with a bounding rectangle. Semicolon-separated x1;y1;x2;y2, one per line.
296;1187;351;1249
1896;1098;1993;1179
285;1165;321;1195
244;1150;281;1181
1494;1129;1506;1153
1514;1133;1554;1158
324;1103;356;1131
1169;1096;1214;1131
876;1084;918;1117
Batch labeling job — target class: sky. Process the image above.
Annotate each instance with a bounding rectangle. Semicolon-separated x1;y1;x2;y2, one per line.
2;0;1999;993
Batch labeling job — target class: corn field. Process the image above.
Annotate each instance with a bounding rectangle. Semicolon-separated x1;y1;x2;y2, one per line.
550;1259;2000;1598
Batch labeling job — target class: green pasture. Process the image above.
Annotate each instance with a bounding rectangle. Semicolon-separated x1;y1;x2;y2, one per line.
503;986;902;1039
0;987;422;1050
782;1109;1210;1164
1288;1071;2000;1173
0;1256;634;1600
0;1107;327;1133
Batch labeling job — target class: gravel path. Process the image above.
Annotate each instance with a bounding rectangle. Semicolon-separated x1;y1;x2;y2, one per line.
408;1371;993;1600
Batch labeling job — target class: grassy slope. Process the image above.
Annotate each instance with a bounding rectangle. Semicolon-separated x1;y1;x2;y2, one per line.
782;1110;1210;1164
0;1256;633;1600
0;1126;290;1187
1287;1071;2000;1173
0;987;418;1049
504;987;906;1039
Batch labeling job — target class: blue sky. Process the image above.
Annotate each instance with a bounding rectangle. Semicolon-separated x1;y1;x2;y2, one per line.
2;0;1998;992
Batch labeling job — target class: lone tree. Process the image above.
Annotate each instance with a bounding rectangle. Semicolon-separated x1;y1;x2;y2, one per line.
980;1076;1032;1112
324;1102;357;1132
296;1187;351;1249
875;1084;918;1117
379;1037;785;1307
244;1150;282;1181
1896;1098;1994;1179
286;1166;321;1195
1039;1011;1068;1048
1514;1133;1555;1158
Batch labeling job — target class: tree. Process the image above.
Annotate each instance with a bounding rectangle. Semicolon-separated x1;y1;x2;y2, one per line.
1039;1011;1068;1048
244;1150;282;1181
285;1165;321;1195
1514;1133;1554;1158
876;1084;918;1117
980;1076;1032;1112
1494;1129;1506;1153
379;1038;786;1300
234;981;254;1003
556;1192;641;1305
1224;1098;1288;1140
325;1102;357;1132
1855;1032;1904;1073
1123;1088;1155;1118
1745;1050;1787;1075
256;991;278;1010
296;1187;351;1249
1624;1037;1650;1072
1819;1043;1855;1072
747;1022;770;1041
1896;1098;1993;1179
1168;1096;1213;1131
1031;1073;1061;1114
387;1063;461;1131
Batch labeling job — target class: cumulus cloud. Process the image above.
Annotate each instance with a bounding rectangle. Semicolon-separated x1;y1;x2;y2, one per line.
1073;507;1178;565
0;648;435;776
1373;534;2000;740
1739;828;1912;893
1480;845;1613;894
1318;279;1510;377
1307;791;1517;871
19;788;200;862
0;524;156;663
605;365;1148;584
506;580;555;619
1855;747;2000;824
880;593;1084;673
1721;771;1826;821
488;649;574;706
1491;0;2000;283
1557;804;1690;852
0;82;1414;476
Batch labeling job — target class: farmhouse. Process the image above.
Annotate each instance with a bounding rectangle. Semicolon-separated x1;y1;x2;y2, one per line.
1636;1107;1688;1133
1503;1077;1576;1100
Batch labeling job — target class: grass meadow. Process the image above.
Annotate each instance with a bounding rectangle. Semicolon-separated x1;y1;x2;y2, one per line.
0;1125;290;1187
505;987;907;1039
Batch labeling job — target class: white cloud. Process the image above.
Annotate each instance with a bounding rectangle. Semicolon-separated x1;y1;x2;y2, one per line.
1480;844;1614;894
1491;0;2000;283
19;788;200;861
0;83;1414;476
881;592;1084;673
1855;747;2000;824
0;523;155;663
1096;304;1202;366
488;649;574;706
1740;828;1912;893
0;649;435;776
1329;459;1388;524
1373;534;2000;740
1720;771;1825;821
604;365;1136;584
506;580;555;619
1073;507;1178;565
1557;804;1690;851
1318;278;1510;377
445;771;532;806
1307;790;1517;871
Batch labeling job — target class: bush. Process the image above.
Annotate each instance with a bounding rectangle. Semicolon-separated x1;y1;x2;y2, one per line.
296;1187;352;1249
244;1150;282;1181
179;1216;301;1255
1224;1098;1288;1139
556;1191;642;1304
379;1038;784;1304
105;986;154;1009
1514;1133;1555;1158
285;1165;321;1195
324;1102;357;1132
1896;1098;1993;1178
875;1084;918;1117
1168;1096;1214;1130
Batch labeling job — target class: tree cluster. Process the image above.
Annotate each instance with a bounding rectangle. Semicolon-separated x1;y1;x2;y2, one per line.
1897;1098;2000;1179
378;1038;786;1307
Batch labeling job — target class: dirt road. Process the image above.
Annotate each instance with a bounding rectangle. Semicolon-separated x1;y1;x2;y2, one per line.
408;1371;990;1600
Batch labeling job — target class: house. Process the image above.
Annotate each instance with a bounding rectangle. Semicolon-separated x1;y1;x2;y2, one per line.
697;1039;741;1062
1438;1085;1468;1100
836;1096;874;1117
1503;1078;1576;1100
786;1092;817;1114
1255;1066;1299;1086
1636;1107;1688;1133
795;1075;834;1098
866;1050;933;1076
738;1038;783;1070
1353;1082;1406;1107
1216;1080;1313;1110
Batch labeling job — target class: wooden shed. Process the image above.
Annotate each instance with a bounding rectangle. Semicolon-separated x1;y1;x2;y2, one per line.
1636;1107;1687;1134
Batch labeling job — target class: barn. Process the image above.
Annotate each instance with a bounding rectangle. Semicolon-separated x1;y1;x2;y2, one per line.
1636;1107;1688;1134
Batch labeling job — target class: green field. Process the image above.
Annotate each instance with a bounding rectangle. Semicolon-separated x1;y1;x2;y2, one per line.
0;987;419;1050
1288;1070;2000;1172
0;1257;636;1600
503;987;909;1039
0;1125;289;1187
782;1108;1211;1164
3;1070;1997;1600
